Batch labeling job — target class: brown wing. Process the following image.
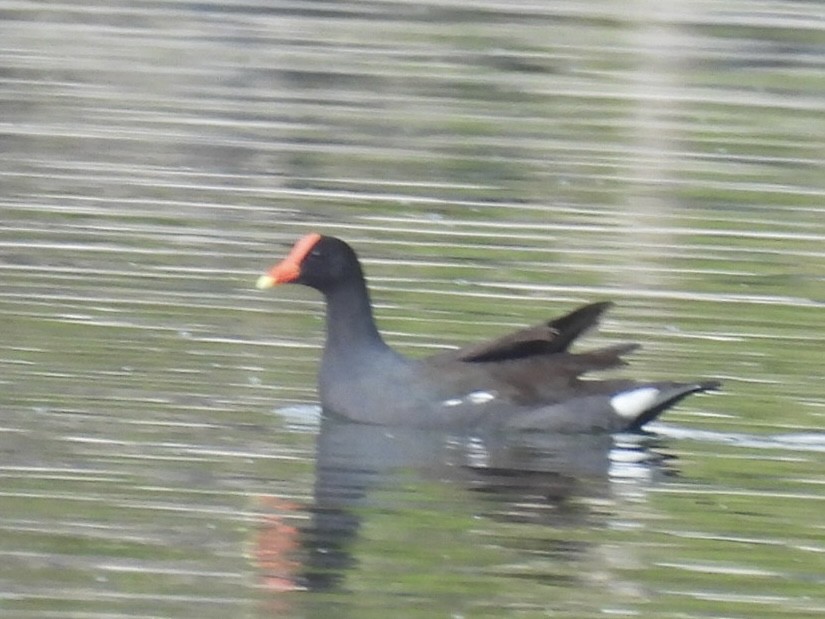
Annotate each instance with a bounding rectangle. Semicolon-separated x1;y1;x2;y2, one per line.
418;341;642;407
481;343;641;403
433;301;614;363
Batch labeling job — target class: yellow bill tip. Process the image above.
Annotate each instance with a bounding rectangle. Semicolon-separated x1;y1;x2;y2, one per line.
256;274;276;290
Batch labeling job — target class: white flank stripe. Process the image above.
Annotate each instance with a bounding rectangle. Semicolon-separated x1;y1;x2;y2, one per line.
441;390;497;408
467;390;496;404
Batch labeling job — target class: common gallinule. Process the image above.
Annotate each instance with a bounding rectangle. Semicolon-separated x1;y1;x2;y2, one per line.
257;233;719;432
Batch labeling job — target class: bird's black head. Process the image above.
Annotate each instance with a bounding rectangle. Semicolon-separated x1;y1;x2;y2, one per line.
257;233;365;294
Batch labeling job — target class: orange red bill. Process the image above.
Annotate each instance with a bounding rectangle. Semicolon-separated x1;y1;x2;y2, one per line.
256;232;322;289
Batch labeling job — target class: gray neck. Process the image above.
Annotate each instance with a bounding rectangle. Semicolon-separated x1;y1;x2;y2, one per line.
322;278;389;357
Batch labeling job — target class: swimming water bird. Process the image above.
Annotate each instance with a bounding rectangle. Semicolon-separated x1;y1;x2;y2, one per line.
257;233;719;432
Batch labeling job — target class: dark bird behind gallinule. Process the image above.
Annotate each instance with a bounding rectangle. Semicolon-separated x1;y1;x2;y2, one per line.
257;233;719;432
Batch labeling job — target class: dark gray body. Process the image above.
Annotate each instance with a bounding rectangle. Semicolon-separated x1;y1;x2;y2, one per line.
272;235;719;432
